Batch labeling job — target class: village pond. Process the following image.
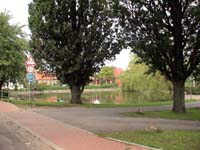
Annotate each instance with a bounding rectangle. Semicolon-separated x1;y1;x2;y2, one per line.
10;89;172;105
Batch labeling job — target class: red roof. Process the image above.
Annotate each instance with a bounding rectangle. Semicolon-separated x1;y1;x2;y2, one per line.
35;71;57;81
114;68;123;78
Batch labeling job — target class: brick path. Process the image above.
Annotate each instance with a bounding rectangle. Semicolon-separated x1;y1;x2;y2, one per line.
0;101;152;150
0;100;19;112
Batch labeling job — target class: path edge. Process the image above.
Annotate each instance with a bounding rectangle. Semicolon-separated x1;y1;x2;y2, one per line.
4;113;64;150
106;137;161;150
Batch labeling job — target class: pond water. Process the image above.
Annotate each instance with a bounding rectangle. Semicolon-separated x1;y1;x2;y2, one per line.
11;90;172;104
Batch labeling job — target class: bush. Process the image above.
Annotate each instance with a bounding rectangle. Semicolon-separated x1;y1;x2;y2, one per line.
85;83;117;89
36;83;48;91
185;86;200;95
0;90;9;98
36;83;68;91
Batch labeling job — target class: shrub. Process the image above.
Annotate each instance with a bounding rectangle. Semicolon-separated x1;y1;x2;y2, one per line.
0;90;9;98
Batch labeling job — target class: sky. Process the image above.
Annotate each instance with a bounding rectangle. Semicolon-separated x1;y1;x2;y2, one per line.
0;0;131;70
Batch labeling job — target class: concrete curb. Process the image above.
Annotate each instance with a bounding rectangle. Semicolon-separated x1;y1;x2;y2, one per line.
106;137;161;150
4;113;64;150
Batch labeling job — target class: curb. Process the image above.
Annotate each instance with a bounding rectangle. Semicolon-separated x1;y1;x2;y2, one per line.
106;137;161;150
4;113;64;150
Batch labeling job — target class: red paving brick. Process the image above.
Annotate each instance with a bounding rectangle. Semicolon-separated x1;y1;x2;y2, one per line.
0;101;19;112
0;101;151;150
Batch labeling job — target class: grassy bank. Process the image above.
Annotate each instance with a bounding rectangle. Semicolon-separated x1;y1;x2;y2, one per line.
123;107;200;121
13;84;118;91
1;99;197;108
98;130;200;150
0;99;174;108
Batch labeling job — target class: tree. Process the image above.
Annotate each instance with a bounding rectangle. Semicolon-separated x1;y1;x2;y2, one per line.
28;0;123;104
0;12;27;90
115;0;200;112
120;56;172;101
193;65;200;82
98;66;114;84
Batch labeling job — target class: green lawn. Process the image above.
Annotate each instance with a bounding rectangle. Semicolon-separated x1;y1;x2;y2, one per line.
99;130;200;150
123;108;200;121
1;99;197;108
82;100;176;108
0;99;175;108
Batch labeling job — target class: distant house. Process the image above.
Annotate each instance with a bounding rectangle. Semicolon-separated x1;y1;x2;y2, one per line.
91;67;124;87
3;82;24;90
114;68;123;87
35;71;58;86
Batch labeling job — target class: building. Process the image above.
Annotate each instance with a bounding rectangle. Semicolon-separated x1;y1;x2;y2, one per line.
35;71;58;86
90;67;124;87
2;82;24;90
114;68;124;87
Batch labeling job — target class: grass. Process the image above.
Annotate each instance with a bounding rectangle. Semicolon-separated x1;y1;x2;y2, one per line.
123;107;200;121
0;99;174;108
2;99;73;107
82;100;175;108
80;99;196;108
1;99;197;108
98;130;200;150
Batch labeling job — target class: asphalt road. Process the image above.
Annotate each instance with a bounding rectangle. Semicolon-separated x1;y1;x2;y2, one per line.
34;101;200;133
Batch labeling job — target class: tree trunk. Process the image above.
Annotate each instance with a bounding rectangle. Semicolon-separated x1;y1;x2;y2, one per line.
70;85;82;104
0;80;3;91
172;80;186;113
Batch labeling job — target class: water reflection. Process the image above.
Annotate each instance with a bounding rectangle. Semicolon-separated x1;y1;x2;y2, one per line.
11;90;172;105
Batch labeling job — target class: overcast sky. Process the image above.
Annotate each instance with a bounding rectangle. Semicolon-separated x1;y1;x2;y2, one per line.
0;0;130;70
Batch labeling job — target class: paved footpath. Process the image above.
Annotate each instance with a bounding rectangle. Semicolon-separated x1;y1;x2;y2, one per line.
0;101;53;150
0;101;152;150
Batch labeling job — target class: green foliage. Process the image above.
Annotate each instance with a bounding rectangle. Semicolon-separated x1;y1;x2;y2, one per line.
185;86;200;95
116;1;200;111
0;90;9;98
36;83;68;91
98;66;114;80
36;83;116;91
28;0;123;103
120;56;172;101
185;75;200;94
116;1;200;82
193;65;200;82
0;11;28;89
36;83;49;91
85;83;117;89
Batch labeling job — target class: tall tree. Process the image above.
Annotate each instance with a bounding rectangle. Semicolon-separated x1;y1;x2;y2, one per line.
120;56;172;101
115;0;200;112
0;12;27;90
28;0;123;104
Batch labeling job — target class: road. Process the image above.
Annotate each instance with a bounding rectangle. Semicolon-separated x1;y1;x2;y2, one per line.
34;101;200;133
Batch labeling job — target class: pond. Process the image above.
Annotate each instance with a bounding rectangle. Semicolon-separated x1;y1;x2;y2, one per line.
10;89;172;105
